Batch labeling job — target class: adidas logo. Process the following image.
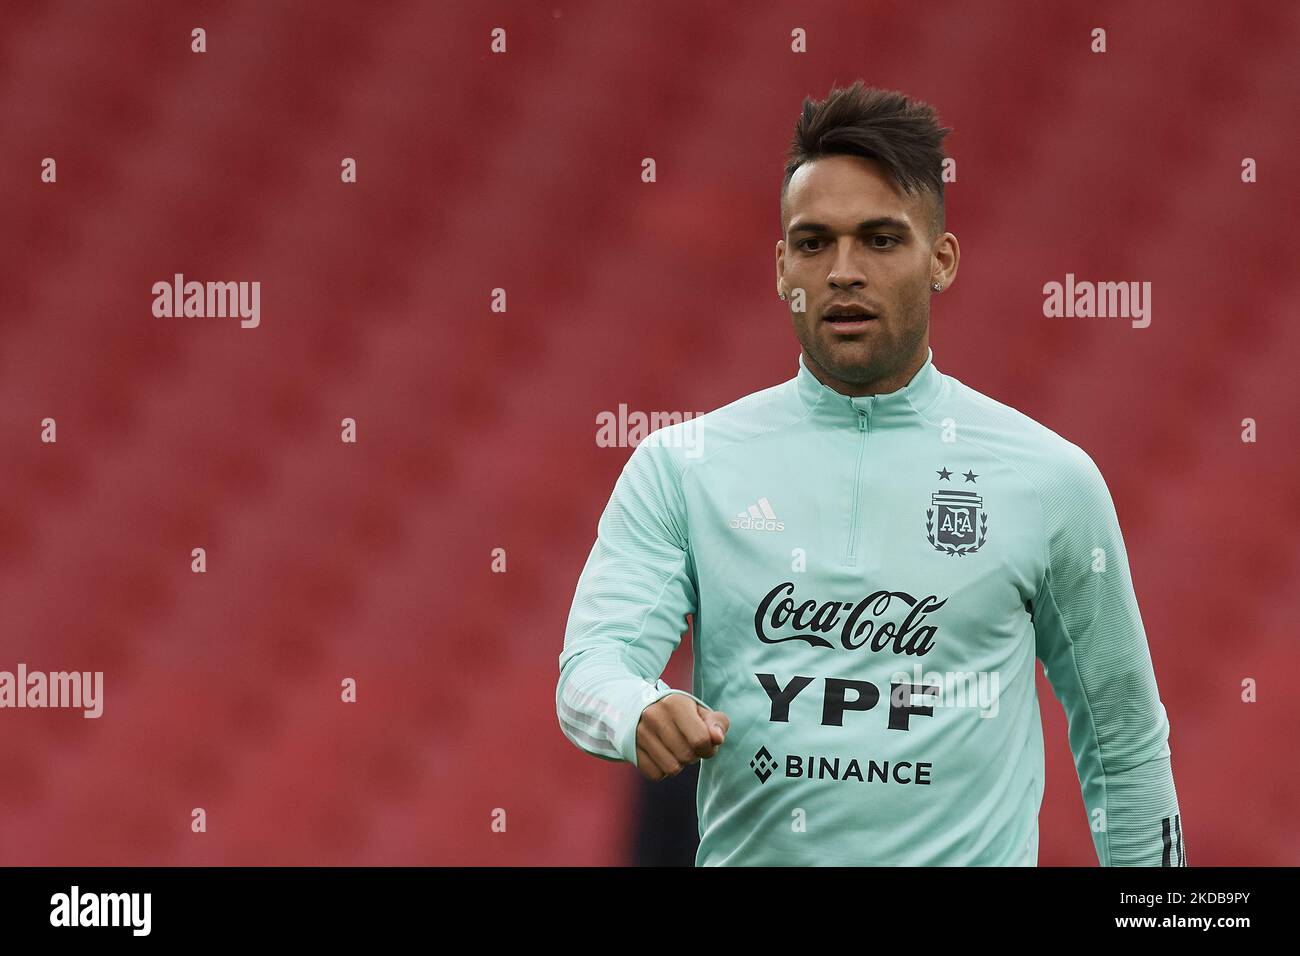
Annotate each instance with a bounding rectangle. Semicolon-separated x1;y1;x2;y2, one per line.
729;497;785;532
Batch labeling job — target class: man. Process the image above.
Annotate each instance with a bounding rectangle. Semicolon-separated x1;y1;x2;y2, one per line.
556;82;1185;866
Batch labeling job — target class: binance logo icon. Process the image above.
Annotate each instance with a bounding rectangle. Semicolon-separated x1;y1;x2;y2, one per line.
751;746;778;784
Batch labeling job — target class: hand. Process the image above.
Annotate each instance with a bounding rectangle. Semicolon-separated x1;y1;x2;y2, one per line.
634;696;730;782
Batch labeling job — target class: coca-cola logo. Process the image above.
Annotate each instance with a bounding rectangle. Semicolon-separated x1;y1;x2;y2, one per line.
754;581;946;656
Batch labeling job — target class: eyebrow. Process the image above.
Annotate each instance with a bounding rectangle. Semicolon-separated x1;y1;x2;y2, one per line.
789;216;914;236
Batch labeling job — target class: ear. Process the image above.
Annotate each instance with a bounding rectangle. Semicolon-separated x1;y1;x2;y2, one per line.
930;231;960;290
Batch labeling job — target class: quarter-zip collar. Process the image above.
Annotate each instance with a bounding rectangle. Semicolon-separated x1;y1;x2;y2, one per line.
794;346;945;428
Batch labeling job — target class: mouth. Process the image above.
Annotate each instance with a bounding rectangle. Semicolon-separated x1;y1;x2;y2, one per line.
821;306;879;333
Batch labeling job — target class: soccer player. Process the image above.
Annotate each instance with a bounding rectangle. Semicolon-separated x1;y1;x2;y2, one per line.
556;82;1185;866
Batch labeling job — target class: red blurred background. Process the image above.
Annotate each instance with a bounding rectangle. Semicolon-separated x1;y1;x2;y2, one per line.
0;0;1296;865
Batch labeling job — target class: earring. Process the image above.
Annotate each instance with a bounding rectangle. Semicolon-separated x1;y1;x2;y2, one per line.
931;282;942;292
778;290;787;300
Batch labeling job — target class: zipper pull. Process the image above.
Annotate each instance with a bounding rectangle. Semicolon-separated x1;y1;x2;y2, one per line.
857;408;867;431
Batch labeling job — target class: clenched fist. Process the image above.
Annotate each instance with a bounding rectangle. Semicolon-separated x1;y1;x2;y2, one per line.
634;695;730;781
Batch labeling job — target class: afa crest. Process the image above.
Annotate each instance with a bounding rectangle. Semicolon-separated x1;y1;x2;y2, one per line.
926;486;988;556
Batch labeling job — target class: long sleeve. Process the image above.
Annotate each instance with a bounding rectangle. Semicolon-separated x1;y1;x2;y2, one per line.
1032;445;1185;866
557;434;710;768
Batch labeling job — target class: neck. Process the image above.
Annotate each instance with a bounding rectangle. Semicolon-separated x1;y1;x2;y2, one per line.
802;346;928;397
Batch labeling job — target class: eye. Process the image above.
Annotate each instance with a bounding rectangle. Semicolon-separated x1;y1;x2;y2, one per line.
796;237;825;252
869;235;899;249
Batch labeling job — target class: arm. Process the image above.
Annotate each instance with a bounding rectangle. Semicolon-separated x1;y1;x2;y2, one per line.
557;433;710;768
1032;445;1185;866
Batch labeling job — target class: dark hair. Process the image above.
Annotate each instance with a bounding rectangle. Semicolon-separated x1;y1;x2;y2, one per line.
781;82;952;239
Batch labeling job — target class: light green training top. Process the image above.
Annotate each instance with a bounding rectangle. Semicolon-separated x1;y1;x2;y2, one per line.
558;347;1185;866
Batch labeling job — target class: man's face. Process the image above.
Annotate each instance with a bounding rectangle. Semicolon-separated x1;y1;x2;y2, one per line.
776;154;945;393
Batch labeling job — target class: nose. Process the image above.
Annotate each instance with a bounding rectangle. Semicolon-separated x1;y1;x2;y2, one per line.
827;237;866;290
